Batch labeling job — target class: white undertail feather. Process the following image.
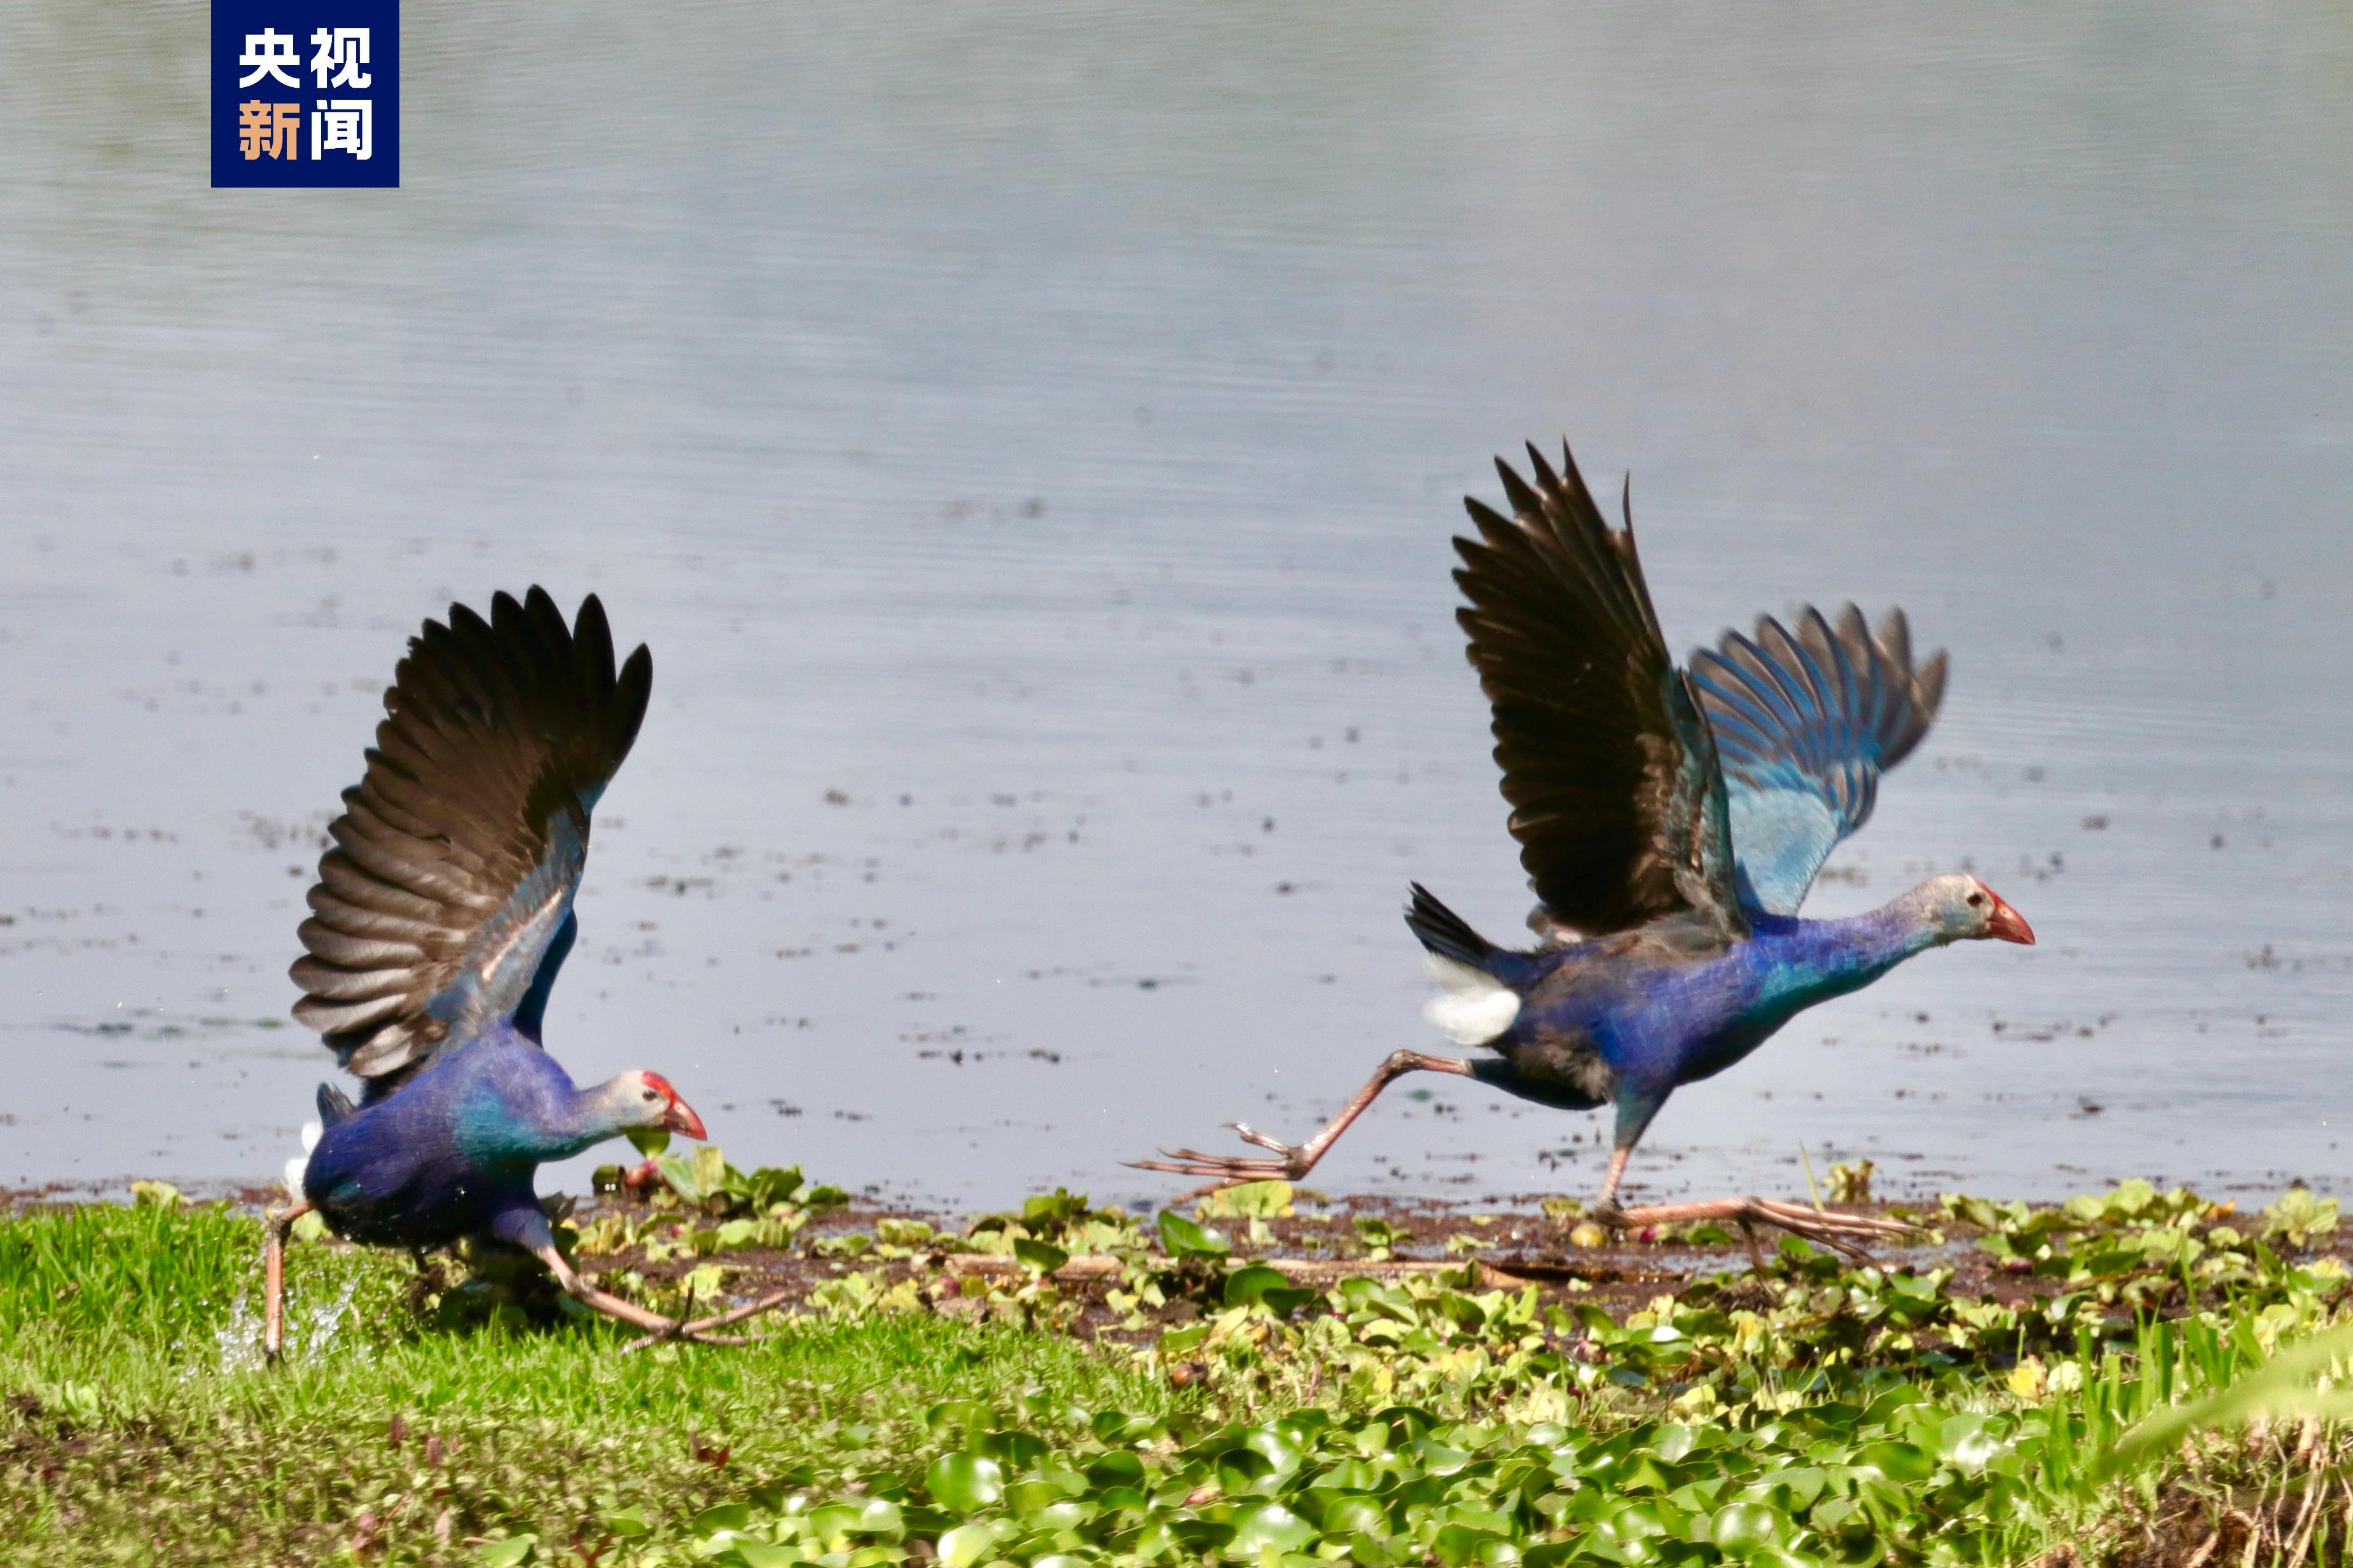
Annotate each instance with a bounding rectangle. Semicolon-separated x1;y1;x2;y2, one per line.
284;1119;321;1200
1421;954;1521;1046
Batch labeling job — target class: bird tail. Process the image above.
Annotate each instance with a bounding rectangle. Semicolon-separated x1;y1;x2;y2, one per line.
1405;883;1495;968
316;1082;356;1128
1404;885;1522;1047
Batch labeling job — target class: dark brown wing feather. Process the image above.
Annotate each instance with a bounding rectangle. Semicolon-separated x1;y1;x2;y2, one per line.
289;588;652;1082
1454;443;1744;941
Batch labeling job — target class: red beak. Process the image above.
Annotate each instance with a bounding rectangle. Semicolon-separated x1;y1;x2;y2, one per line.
1984;889;2035;946
661;1095;708;1140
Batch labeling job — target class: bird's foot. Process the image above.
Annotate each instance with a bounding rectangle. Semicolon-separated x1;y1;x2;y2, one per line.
1128;1122;1313;1193
535;1242;792;1351
619;1287;796;1352
1592;1194;1915;1269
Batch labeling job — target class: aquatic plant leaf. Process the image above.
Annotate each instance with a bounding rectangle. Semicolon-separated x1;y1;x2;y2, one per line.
1156;1210;1229;1258
1198;1180;1295;1219
1014;1238;1069;1276
926;1452;1004;1511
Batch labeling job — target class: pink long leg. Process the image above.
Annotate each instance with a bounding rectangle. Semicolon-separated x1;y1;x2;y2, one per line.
262;1200;313;1364
1130;1049;1474;1198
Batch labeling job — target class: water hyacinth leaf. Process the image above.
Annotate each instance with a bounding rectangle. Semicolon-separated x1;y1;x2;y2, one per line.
1023;1189;1092;1229
1223;1263;1315;1316
1432;1525;1503;1567
1415;1439;1474;1476
1217;1446;1274;1493
1936;1415;2003;1471
1089;1409;1156;1444
857;1499;905;1538
1037;1464;1091;1496
656;1145;728;1202
696;1503;753;1534
1157;1323;1210;1356
806;1503;866;1546
1031;1501;1092;1533
976;1429;1046;1469
937;1524;996;1568
1224;1262;1287;1305
927;1400;991;1440
1246;1427;1305;1476
927;1452;1005;1511
1004;1478;1073;1514
1766;1468;1827;1511
741;1164;807;1208
1198;1179;1295;1218
730;1541;798;1568
1849;1441;1935;1484
1167;1517;1236;1553
1094;1485;1149;1515
1228;1502;1318;1555
1375;1405;1438;1442
478;1538;536;1567
1319;1495;1388;1536
1014;1237;1070;1276
624;1127;670;1159
1620;1502;1684;1543
1710;1502;1784;1550
1157;1209;1230;1258
1085;1450;1146;1487
1649;1424;1696;1462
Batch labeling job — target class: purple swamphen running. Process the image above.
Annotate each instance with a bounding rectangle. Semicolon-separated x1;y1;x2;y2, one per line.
1136;441;2035;1262
265;588;785;1356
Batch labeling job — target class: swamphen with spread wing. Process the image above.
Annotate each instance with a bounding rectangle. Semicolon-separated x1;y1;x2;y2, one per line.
265;589;785;1356
1137;442;2034;1261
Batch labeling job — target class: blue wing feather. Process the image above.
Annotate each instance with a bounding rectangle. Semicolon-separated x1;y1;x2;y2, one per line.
510;908;578;1043
1690;605;1946;915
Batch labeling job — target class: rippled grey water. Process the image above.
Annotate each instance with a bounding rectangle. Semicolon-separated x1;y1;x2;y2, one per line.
3;3;2349;1209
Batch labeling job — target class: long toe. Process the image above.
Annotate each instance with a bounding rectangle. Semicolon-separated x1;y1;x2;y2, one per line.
1128;1151;1292;1183
1752;1204;1915;1265
1755;1200;1913;1237
1601;1194;1918;1270
1225;1123;1295;1155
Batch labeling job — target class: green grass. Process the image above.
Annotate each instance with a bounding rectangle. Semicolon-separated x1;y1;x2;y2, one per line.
0;1203;1178;1564
6;1183;2353;1567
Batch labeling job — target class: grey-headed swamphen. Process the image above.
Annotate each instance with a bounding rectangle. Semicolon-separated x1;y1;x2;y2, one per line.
265;588;786;1356
1138;441;2034;1262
